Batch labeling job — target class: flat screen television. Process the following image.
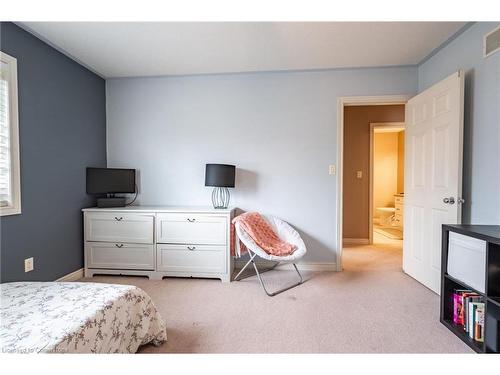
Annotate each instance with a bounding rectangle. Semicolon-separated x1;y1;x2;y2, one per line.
86;167;136;195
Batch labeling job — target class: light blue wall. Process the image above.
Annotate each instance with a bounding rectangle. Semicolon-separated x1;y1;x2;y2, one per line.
418;22;500;224
107;66;417;264
106;22;500;265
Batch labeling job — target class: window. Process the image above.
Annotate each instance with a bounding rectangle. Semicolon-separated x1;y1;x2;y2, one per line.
0;52;21;216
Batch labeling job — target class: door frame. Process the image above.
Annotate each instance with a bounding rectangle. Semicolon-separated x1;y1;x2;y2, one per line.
369;122;405;244
336;95;411;271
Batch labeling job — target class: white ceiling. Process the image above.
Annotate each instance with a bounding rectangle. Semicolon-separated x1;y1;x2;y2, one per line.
19;22;466;78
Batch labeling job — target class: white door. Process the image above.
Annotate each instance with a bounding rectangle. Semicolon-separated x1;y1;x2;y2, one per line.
403;70;465;294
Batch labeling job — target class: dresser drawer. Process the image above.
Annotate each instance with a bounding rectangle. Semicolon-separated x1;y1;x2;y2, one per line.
394;213;403;226
85;212;154;244
156;244;226;273
86;242;154;270
156;213;227;245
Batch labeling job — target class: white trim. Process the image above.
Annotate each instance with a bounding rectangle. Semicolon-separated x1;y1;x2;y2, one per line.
343;238;370;245
234;260;337;272
369;122;405;244
56;268;84;282
370;123;405;132
0;51;22;217
340;95;412;106
336;95;411;272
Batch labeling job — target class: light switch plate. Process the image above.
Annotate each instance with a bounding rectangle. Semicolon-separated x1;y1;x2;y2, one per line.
329;165;336;175
24;257;34;273
356;170;363;179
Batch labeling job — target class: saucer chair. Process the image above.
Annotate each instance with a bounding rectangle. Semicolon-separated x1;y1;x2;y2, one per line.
233;215;307;296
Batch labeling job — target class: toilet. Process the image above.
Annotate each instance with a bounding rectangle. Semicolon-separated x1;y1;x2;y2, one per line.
376;207;396;226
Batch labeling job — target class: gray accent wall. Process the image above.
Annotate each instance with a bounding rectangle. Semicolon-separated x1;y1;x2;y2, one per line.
418;22;500;225
0;22;107;282
106;66;417;264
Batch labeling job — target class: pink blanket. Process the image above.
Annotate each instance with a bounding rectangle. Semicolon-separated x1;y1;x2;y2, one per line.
232;212;296;257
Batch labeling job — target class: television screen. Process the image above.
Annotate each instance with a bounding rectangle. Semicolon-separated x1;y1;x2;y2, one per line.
86;168;136;194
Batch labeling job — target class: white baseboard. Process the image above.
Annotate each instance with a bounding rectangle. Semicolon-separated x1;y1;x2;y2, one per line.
343;238;370;245
234;260;337;272
56;268;84;282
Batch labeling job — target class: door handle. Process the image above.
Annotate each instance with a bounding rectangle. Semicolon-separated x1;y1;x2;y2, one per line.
443;197;455;204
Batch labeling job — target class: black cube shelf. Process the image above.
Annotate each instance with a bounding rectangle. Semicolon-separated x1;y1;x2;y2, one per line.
441;225;500;353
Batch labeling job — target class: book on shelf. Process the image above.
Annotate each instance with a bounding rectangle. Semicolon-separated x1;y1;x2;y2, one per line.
453;289;469;325
474;306;485;342
468;301;482;338
451;289;484;344
465;295;481;333
463;293;480;329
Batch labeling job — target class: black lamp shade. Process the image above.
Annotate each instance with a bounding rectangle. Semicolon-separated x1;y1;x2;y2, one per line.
205;164;235;188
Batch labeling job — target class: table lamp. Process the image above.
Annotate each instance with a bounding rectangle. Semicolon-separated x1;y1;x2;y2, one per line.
205;164;235;209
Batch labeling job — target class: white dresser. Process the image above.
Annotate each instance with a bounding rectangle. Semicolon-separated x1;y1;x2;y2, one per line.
394;194;404;227
83;206;235;282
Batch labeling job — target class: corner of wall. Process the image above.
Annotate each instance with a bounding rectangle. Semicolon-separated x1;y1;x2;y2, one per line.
417;22;476;68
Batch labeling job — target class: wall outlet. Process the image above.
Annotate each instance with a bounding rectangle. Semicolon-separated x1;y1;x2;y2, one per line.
329;165;336;175
24;257;34;273
356;170;363;179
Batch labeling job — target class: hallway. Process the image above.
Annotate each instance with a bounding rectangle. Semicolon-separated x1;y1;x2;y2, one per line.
343;232;402;272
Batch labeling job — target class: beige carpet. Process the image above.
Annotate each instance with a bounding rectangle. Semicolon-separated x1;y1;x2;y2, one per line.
80;235;471;353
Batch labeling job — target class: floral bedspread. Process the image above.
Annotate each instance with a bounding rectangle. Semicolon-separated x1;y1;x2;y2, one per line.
0;282;167;353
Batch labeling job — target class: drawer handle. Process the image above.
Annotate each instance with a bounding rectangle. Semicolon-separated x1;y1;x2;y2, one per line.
115;217;123;221
115;243;124;248
187;246;196;251
187;218;196;222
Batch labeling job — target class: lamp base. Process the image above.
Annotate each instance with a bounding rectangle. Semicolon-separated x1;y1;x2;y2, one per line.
212;187;230;209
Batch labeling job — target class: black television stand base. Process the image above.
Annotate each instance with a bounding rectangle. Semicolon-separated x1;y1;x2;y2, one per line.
97;197;126;208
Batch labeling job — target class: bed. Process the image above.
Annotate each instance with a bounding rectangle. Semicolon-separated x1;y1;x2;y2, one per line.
0;282;167;353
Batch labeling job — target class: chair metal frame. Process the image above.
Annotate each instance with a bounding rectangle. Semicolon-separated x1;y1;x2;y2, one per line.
233;248;303;297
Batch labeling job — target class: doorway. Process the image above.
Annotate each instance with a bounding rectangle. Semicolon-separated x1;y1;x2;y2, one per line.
338;73;464;295
337;95;410;271
370;123;405;247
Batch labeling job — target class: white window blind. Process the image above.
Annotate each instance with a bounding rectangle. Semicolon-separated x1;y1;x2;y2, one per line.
0;77;11;207
0;52;21;216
